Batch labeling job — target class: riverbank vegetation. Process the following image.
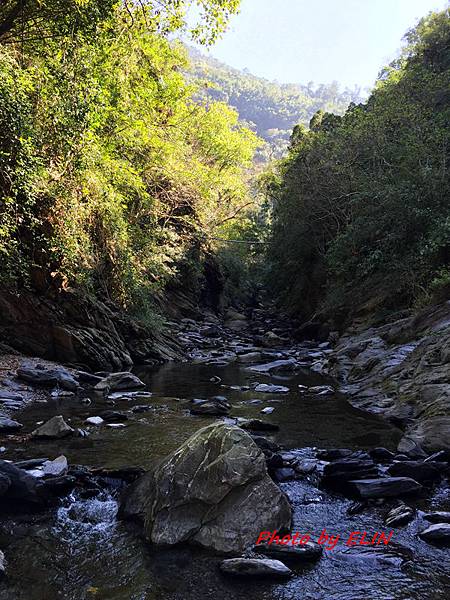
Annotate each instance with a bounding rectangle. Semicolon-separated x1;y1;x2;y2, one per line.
0;0;262;319
266;9;450;324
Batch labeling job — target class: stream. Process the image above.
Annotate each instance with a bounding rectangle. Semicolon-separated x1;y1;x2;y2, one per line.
0;320;449;599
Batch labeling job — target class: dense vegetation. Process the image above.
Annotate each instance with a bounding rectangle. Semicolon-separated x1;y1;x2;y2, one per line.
0;0;263;318
266;9;450;324
190;48;362;160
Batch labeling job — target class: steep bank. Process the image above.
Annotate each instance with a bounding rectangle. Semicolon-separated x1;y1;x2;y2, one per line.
321;301;450;453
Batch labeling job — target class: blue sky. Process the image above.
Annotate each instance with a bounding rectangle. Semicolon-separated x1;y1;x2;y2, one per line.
196;0;448;90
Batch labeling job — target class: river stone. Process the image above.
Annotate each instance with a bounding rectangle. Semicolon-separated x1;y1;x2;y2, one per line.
255;540;323;562
387;460;442;485
42;456;68;477
385;504;415;527
219;558;292;578
349;477;423;498
190;399;230;416
0;417;23;433
138;423;292;553
419;523;450;545
16;367;79;391
32;416;74;439
423;511;450;524
94;372;145;392
249;359;297;374
240;419;279;432
86;416;104;426
254;384;289;394
0;460;47;506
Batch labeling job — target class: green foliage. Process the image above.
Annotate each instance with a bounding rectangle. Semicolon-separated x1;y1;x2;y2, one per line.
189;48;362;160
266;9;450;322
0;3;259;318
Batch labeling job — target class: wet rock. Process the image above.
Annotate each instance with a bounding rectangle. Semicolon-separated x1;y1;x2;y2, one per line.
253;437;280;453
16;367;79;391
32;416;74;439
118;471;154;523
131;405;152;413
106;423;126;428
385;503;414;526
255;540;323;562
41;474;76;496
75;371;104;386
261;407;275;415
274;468;296;482
0;473;11;496
322;458;378;485
240;419;279;432
127;423;291;553
99;410;128;422
85;416;104;426
316;449;352;461
295;459;318;475
237;352;262;364
397;437;427;459
42;456;68;477
14;458;48;469
369;447;396;462
209;376;222;384
94;372;145;392
254;384;289;394
0;550;5;579
349;477;423;498
249;359;297;374
219;558;292;579
419;523;450;545
423;511;450;524
307;385;334;396
0;417;23;433
190;399;230;416
0;460;48;506
387;460;442;485
0;392;24;401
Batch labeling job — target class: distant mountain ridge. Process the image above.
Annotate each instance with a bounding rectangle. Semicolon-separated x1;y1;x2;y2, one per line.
188;46;363;159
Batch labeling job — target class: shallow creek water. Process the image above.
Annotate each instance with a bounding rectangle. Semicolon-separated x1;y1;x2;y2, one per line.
0;360;449;599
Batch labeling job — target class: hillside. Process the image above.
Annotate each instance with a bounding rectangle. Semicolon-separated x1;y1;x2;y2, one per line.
189;47;363;159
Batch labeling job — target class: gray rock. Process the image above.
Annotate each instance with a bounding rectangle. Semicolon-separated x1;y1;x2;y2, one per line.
307;385;334;396
219;558;292;578
397;437;427;459
385;504;414;526
94;372;146;392
261;407;275;415
419;523;450;545
99;410;128;422
86;416;104;426
190;400;230;416
254;384;289;394
423;511;450;524
0;550;5;578
249;359;297;374
125;423;291;553
0;417;23;433
256;540;323;562
16;367;79;391
0;460;48;506
32;416;74;439
387;460;442;485
349;477;423;498
237;352;262;364
42;456;68;477
0;473;11;496
274;468;296;482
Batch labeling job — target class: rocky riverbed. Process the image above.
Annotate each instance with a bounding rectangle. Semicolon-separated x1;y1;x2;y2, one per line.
0;307;449;599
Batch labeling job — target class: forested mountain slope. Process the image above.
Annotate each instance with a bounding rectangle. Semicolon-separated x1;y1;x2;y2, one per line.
266;9;450;325
189;47;362;159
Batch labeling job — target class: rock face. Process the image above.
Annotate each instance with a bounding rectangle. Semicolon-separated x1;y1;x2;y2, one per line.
32;416;74;439
123;423;292;553
327;300;450;452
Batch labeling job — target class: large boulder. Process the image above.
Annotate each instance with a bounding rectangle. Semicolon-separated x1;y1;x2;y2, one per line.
121;423;292;553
